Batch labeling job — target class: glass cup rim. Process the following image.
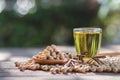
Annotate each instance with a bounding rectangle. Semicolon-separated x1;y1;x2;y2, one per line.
73;27;102;32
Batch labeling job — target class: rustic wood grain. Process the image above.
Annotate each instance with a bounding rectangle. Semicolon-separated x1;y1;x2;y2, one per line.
0;66;119;77
0;76;120;80
0;46;120;80
0;62;16;69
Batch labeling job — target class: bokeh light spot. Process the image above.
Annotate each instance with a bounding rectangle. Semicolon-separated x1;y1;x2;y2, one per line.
14;0;36;15
0;0;6;13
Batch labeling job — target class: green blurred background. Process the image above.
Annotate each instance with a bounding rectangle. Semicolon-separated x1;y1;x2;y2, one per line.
0;0;120;47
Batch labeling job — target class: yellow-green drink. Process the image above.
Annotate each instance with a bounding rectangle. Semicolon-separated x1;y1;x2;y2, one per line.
73;28;102;57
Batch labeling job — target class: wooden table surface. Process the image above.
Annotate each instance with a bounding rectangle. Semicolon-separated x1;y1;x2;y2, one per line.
0;45;120;80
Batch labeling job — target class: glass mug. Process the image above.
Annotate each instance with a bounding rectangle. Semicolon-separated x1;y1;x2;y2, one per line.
73;28;102;57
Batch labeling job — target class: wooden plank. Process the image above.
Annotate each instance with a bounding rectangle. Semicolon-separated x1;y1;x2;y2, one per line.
0;68;119;77
0;62;120;80
1;50;120;69
0;75;120;80
0;71;50;77
0;62;16;69
0;57;120;80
